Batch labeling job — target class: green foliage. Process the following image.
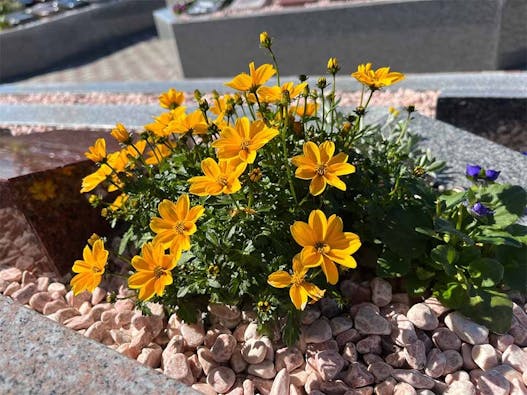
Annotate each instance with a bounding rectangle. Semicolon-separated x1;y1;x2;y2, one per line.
81;39;527;341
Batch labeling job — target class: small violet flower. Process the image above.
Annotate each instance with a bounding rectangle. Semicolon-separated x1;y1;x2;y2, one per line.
485;169;500;181
466;164;482;178
471;202;494;217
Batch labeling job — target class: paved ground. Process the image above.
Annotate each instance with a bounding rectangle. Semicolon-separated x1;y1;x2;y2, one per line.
15;32;183;84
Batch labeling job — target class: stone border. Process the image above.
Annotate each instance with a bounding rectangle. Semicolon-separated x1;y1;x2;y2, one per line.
154;0;527;78
0;295;198;394
0;0;164;82
1;71;526;94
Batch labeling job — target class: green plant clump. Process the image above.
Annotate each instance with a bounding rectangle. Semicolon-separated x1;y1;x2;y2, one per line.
73;33;526;342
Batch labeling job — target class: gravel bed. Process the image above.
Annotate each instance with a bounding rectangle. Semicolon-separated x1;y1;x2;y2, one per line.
0;89;438;137
1;265;526;395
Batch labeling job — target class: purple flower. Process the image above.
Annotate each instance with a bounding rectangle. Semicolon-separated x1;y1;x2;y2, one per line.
522;151;527;156
485;169;500;181
466;164;482;178
470;202;493;217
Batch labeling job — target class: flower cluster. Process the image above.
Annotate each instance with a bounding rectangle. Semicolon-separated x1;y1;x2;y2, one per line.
73;33;526;337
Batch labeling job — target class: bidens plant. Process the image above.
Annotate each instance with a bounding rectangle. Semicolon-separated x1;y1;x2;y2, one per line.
73;33;526;341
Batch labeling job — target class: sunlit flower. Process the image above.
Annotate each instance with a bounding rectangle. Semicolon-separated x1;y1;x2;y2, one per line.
128;241;180;301
80;167;111;193
145;108;185;137
257;82;307;103
267;252;326;310
29;179;57;201
167;109;208;135
290;102;317;117
210;94;234;116
145;143;173;165
150;194;204;254
485;169;500;181
327;57;340;75
290;210;361;285
188;158;246;196
212;117;278;163
388;106;400;117
466;164;482;178
259;31;272;48
110;123;131;144
225;62;276;93
108;193;129;211
70;239;108;295
352;63;404;90
159;88;185;109
85;138;107;162
292;141;356;196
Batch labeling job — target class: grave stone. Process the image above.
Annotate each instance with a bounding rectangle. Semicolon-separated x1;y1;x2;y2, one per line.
0;130;117;276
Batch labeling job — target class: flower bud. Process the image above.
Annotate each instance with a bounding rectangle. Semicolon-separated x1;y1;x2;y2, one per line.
406;105;416;113
199;98;209;111
354;106;366;116
193;89;202;101
110;123;131;144
87;233;101;246
327;57;340;75
259;31;272;49
249;167;263;183
281;90;291;105
299;74;308;82
211;89;220;100
317;77;327;89
342;121;352;133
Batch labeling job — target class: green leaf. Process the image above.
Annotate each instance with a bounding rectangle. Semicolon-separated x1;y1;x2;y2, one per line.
468;258;503;287
376;254;411;278
438;191;466;209
434;218;474;245
474;228;523;248
505;224;527;244
378;205;432;259
405;273;430;296
434;282;469;309
460;288;513;333
430;245;458;276
498;245;527;292
476;184;527;227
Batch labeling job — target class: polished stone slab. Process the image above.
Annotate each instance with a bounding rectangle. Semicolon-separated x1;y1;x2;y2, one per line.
0;295;198;394
0;130;118;275
436;88;527;152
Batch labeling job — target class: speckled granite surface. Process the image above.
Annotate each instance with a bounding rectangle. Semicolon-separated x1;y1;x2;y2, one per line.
0;295;198;394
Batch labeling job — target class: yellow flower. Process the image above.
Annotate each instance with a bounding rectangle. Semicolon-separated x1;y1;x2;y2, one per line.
80;167;111;193
352;63;405;90
290;210;361;285
167;109;208;135
212;117;278;163
159;88;185;109
327;57;340;74
145;108;185;137
290;101;317;117
257;82;307;103
29;179;57;201
145;143;173;165
292;141;356;196
87;233;100;246
128;241;180;301
225;62;276;93
267;252;326;310
389;106;400;117
188;158;246;196
108;193;128;211
259;31;272;48
110;123;131;143
85;138;107;163
150;194;205;253
210;94;234;116
70;239;108;295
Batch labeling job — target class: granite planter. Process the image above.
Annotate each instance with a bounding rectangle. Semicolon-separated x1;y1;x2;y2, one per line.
154;0;527;78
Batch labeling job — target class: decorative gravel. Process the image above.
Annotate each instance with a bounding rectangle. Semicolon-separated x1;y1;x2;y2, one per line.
1;266;526;395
